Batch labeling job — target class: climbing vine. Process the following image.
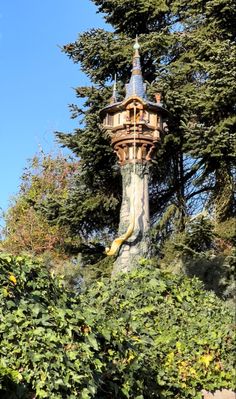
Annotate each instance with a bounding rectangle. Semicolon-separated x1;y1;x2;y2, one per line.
0;254;235;398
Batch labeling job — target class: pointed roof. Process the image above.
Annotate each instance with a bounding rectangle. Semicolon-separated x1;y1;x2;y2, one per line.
125;37;146;99
109;74;118;104
100;38;169;117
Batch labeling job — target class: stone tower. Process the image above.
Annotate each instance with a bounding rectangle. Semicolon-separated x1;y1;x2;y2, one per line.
101;39;168;274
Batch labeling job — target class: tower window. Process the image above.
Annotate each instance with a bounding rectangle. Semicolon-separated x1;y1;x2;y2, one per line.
109;114;113;125
105;114;113;126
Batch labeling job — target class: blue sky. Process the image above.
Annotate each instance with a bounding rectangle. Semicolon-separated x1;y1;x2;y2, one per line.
0;0;108;220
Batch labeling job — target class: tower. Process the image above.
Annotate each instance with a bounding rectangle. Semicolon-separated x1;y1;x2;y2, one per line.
101;39;168;274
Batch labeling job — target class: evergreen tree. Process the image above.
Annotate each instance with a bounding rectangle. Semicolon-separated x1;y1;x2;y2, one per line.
47;0;235;261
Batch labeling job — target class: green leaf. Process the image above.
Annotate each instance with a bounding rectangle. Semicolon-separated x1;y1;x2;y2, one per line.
86;334;99;351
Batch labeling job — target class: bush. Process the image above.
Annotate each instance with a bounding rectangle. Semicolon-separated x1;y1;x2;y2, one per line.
81;263;235;398
1;152;76;257
0;254;101;399
0;254;235;398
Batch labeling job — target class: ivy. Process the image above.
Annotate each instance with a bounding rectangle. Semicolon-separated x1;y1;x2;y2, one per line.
81;264;235;398
0;254;100;398
0;254;235;398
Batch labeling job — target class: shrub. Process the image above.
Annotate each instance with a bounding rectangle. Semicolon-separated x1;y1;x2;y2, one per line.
0;254;235;398
81;264;235;398
0;254;101;399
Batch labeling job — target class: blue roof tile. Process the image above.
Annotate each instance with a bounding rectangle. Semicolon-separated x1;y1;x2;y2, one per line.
125;39;146;99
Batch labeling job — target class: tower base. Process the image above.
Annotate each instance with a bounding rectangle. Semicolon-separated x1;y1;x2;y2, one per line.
112;163;150;276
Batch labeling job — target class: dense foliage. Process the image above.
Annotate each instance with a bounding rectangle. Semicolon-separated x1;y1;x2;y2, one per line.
1;152;77;257
0;254;235;398
82;261;236;398
0;253;100;399
157;215;236;301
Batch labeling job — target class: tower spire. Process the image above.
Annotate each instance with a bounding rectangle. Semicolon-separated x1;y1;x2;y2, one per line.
125;37;146;99
110;74;118;104
132;36;142;75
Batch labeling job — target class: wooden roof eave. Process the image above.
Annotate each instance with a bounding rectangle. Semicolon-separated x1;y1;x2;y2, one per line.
100;96;170;118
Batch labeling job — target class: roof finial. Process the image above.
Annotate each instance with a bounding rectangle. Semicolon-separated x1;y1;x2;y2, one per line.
132;36;142;76
133;35;140;56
